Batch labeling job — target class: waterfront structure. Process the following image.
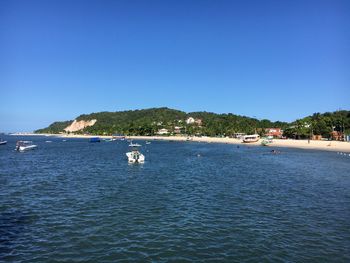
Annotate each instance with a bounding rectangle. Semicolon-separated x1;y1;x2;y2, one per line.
265;128;283;138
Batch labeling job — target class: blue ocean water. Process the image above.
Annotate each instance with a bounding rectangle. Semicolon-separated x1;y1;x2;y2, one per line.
1;135;350;262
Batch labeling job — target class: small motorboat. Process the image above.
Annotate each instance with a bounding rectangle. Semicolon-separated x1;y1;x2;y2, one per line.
261;136;273;146
126;143;145;163
15;141;37;152
0;139;7;145
145;141;151;145
261;140;269;146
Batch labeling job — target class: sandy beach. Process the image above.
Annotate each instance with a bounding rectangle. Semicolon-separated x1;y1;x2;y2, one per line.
130;136;350;152
16;133;350;153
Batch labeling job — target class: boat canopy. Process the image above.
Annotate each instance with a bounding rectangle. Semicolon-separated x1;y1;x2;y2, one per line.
243;134;260;139
129;143;142;147
16;140;33;145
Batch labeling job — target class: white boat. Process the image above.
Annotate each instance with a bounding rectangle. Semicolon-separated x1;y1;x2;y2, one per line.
126;143;145;163
242;134;260;143
145;141;151;145
0;139;7;145
15;141;38;152
261;136;273;146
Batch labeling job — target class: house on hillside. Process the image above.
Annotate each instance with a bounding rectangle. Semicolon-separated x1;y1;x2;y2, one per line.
186;117;195;124
186;117;202;126
157;128;169;135
174;126;183;134
195;119;202;126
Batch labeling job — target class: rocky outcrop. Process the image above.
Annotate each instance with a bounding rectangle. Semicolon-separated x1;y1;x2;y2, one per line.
64;119;97;132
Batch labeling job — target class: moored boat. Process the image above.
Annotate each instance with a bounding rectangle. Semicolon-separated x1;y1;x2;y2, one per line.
261;140;269;146
126;143;145;163
242;134;260;143
261;136;273;146
15;141;37;152
89;137;101;143
112;134;125;140
0;139;7;145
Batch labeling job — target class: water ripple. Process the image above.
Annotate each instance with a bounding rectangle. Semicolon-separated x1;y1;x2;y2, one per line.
1;137;350;262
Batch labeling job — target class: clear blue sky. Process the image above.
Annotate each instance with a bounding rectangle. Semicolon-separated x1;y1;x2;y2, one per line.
1;0;349;132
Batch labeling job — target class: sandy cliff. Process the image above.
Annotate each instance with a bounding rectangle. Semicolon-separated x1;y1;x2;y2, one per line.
64;119;97;132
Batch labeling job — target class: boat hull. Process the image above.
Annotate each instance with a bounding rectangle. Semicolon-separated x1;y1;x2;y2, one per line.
17;145;37;152
242;134;260;143
261;138;273;146
0;141;7;145
242;139;259;143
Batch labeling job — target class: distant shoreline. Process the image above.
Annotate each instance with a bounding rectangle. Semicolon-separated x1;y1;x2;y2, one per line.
11;133;350;153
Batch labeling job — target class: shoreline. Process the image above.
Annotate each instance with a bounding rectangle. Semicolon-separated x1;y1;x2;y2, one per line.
11;133;350;153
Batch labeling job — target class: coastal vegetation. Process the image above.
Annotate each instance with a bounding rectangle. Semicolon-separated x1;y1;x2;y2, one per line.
35;108;350;139
283;110;350;139
35;120;72;134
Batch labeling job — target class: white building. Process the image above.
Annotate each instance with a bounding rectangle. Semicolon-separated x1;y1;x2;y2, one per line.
186;117;195;124
157;128;169;135
174;126;182;134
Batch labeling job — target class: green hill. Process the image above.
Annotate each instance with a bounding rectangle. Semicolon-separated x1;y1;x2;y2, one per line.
35;120;72;134
283;110;350;139
35;107;350;138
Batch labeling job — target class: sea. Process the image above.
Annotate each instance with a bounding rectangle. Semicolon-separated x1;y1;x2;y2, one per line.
1;135;350;262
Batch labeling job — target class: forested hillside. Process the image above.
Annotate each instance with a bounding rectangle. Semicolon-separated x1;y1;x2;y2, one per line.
35;121;72;134
35;108;350;138
283;110;350;139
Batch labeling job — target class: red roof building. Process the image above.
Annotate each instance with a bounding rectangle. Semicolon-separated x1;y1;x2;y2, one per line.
330;131;344;141
265;128;283;138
